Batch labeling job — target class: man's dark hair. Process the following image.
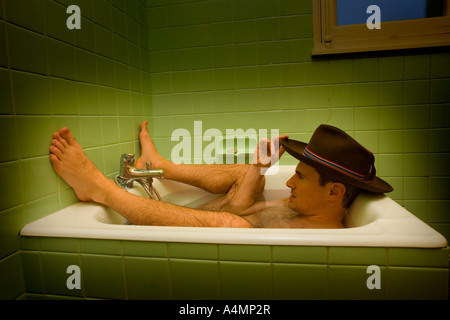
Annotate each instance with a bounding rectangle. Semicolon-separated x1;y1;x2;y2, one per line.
316;170;361;209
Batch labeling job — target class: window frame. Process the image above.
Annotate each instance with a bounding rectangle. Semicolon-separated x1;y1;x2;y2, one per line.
312;0;450;55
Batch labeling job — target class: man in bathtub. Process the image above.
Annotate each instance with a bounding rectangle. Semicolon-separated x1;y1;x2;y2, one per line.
49;121;392;229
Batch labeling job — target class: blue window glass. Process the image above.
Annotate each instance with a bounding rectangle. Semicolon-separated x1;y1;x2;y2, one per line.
337;0;444;26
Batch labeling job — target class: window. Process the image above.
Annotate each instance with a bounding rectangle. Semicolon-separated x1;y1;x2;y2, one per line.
312;0;450;55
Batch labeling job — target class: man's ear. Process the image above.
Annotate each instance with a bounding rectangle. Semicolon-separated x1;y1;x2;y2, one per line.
328;182;346;202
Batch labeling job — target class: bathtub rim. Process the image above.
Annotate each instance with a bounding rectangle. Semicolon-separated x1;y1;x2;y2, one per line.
20;201;448;248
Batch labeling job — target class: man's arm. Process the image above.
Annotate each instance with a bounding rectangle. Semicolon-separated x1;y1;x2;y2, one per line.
222;136;287;215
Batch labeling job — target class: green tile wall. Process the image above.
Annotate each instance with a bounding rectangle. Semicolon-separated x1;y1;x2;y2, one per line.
18;237;449;300
146;0;450;242
0;0;151;299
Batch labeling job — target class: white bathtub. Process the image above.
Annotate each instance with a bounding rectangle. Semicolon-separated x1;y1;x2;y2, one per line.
21;166;447;248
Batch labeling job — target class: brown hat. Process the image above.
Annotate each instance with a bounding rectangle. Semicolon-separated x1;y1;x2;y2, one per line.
280;125;393;193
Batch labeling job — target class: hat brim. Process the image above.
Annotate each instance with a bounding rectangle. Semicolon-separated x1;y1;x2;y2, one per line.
280;138;393;194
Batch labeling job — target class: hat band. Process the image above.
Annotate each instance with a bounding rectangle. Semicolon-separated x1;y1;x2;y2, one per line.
302;147;374;183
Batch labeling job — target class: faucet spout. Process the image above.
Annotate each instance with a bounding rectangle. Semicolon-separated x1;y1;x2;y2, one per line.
115;154;165;200
119;154;165;180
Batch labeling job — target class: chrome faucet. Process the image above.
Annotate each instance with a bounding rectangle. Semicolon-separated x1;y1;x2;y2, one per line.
115;154;165;200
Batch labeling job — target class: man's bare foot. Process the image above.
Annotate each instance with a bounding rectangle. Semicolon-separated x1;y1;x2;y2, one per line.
49;127;114;203
136;121;167;169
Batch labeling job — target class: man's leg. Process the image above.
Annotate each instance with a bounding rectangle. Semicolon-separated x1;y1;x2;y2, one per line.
49;127;252;228
135;121;265;195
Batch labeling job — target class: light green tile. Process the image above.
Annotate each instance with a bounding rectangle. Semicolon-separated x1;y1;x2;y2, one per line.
7;24;47;75
11;70;51;115
123;241;168;258
0;117;18;162
40;252;82;297
329;58;354;83
96;56;115;87
430;153;450;176
405;80;430;105
272;246;327;264
99;87;117;115
124;256;170;299
23;195;60;224
0;252;25;300
0;67;12;113
0;206;25;258
20;157;58;202
378;154;403;177
403;154;429;176
303;85;329;109
378;56;404;81
169;243;217;260
46;38;76;80
74;17;95;52
273;263;327;299
281;63;305;86
16;116;54;158
211;22;233;45
79;117;102;148
354;57;378;82
169;26;190;49
378;130;404;153
81;253;126;299
430;129;450;153
405;54;430;79
39;238;79;253
355;107;379;130
354;83;379;106
234;43;257;66
50;77;79;115
114;63;130;91
355;131;378;153
235;66;258;89
305;61;329;85
388;248;448;267
431;52;450;78
219;261;272;299
101;117;119;145
44;0;74;44
234;20;256;43
21;251;44;294
329;247;387;266
103;144;120;175
77;83;100;115
405;105;430;129
79;239;121;255
404;129;429;153
431;79;450;103
219;245;271;262
75;49;97;84
329;265;386;300
329;84;353;107
93;0;112;30
379;82;404;105
4;0;45;33
170;259;219;299
387;267;448;300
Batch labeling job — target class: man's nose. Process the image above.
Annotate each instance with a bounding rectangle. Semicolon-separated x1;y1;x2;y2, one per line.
286;176;294;189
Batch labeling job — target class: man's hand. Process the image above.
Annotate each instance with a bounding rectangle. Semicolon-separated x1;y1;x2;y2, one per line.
252;135;288;168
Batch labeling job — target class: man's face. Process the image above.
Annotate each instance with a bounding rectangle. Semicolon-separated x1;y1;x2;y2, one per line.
286;162;328;215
